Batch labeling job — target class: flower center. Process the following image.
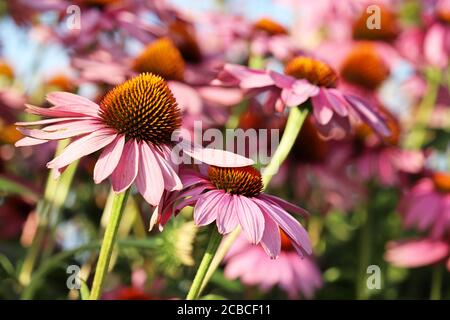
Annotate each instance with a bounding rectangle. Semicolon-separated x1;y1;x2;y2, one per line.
132;38;185;81
352;6;398;41
437;9;450;24
280;229;295;252
99;73;181;145
340;43;390;90
432;172;450;193
168;21;203;63
253;18;288;36
208;166;263;198
0;61;14;79
284;56;338;88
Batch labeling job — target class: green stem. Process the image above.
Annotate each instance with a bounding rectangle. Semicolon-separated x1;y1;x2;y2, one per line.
356;206;372;300
89;189;130;300
404;67;441;149
18;139;77;286
430;264;443;300
262;107;309;186
197;107;309;297
186;228;222;300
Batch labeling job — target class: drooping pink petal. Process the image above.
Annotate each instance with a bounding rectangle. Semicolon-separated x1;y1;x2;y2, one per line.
111;139;139;193
254;198;312;255
152;149;182;191
47;128;117;169
15;116;91;126
93;135;125;184
217;194;239;234
260;212;281;258
134;142;164;205
259;194;309;217
235;196;265;244
311;90;334;125
194;190;224;226
24;104;94;118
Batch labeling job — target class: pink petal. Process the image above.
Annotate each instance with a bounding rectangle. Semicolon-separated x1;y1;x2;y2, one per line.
47;129;117;169
152;150;182;191
254;198;312;255
18;120;104;140
111;139;139;193
93;135;125;184
260;213;281;258
424;24;448;67
15;137;48;147
385;238;450;268
311;91;333;125
134;142;164;205
46;92;100;117
259;194;309;217
194;190;224;226
235;196;265;244
15;116;91;126
180;140;254;167
25;104;94;118
216;194;239;234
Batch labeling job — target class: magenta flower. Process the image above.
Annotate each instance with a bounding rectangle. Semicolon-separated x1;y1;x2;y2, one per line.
399;172;450;238
385;238;450;270
213;59;390;139
15;73;253;206
224;234;322;299
152;165;312;258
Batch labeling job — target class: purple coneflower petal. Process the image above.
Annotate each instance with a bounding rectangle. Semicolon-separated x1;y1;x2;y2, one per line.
15;136;48;147
260;212;281;258
46;92;100;117
259;194;309;217
47;128;117;169
15;117;92;126
111;139;139;193
153;150;182;191
216;194;239;234
93;135;125;184
134;142;164;205
311;90;334;125
235;196;265;244
194;190;224;226
17;120;104;140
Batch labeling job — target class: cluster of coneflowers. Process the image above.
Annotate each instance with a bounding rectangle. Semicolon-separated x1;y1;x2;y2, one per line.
1;0;449;300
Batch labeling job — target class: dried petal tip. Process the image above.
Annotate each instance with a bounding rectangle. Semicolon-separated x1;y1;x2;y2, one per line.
99;73;181;145
208;166;263;197
132;38;185;81
285;56;338;88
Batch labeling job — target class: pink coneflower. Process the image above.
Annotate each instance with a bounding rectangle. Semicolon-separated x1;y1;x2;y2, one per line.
15;73;253;206
152;165;312;258
385;237;450;270
213;58;389;139
224;234;322;299
399;172;450;238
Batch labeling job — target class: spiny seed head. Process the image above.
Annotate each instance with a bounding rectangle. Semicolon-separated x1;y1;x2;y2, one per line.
132;38;185;81
253;18;288;36
99;73;181;145
168;21;203;63
352;6;399;41
208;166;263;198
340;43;390;90
432;172;450;193
285;56;338;88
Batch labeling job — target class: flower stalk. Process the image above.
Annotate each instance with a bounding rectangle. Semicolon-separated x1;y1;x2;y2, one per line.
89;188;130;300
